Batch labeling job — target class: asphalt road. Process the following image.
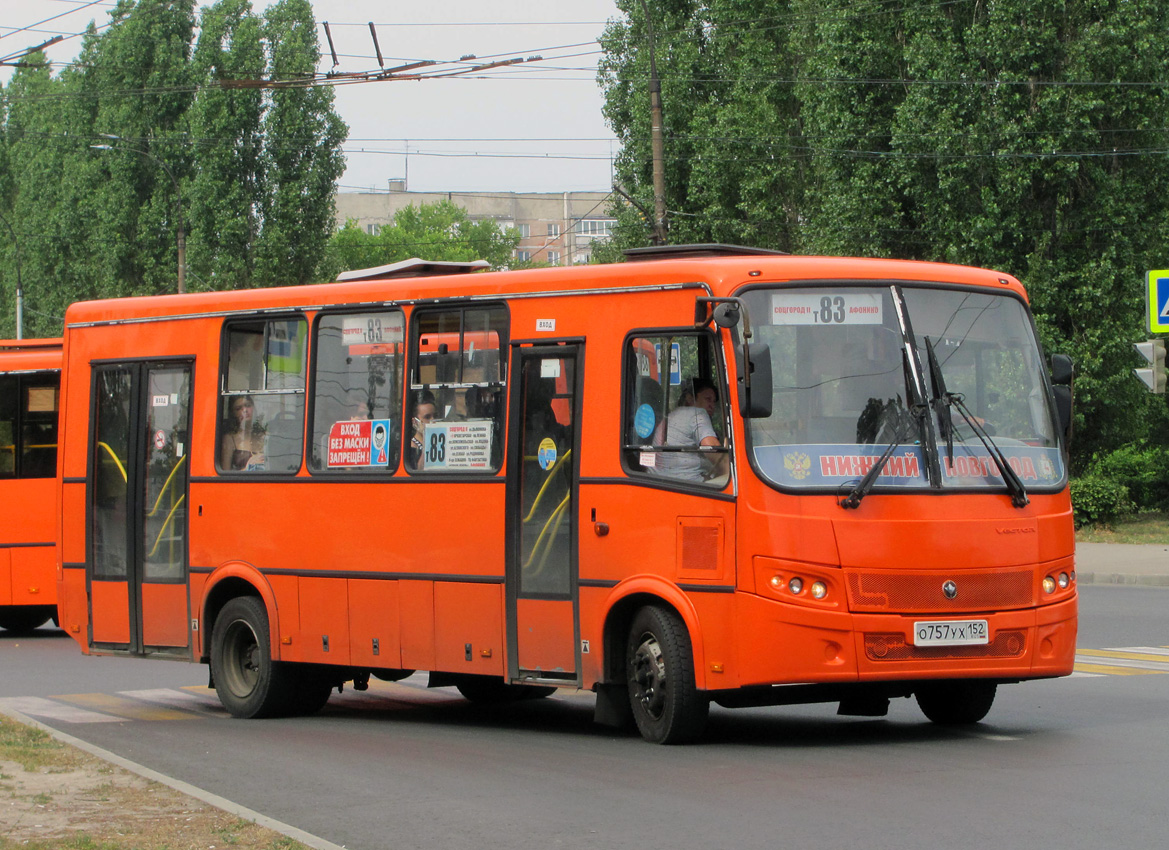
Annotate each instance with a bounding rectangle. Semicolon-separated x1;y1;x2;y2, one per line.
3;584;1168;850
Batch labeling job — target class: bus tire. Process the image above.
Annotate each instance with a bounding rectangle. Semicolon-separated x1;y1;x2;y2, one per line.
0;606;52;634
210;596;295;718
915;680;997;725
625;605;708;744
289;667;334;716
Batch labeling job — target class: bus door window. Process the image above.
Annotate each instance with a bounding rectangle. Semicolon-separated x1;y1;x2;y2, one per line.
407;305;508;473
143;367;191;580
218;318;307;474
308;310;405;473
516;352;575;597
623;333;730;488
92;369;133;579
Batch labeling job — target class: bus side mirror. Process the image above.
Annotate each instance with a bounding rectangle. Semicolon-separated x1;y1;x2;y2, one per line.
737;343;772;418
1050;353;1073;445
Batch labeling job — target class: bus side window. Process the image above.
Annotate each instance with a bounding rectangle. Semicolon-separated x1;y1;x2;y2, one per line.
0;374;59;479
218;317;307;474
622;333;729;487
408;305;508;473
308;310;405;473
0;375;15;478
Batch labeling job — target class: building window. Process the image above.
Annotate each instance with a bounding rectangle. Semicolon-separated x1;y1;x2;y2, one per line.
366;223;380;235
548;251;561;265
548;223;561;237
576;219;616;237
517;223;530;239
515;250;532;262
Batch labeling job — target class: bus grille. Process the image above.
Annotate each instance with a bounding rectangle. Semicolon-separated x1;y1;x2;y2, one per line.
846;569;1033;613
864;630;1027;661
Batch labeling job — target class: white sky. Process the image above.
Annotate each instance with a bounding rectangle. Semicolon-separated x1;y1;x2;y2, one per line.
0;0;623;193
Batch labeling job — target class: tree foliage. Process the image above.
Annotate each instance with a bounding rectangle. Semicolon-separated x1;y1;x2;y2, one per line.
0;0;347;337
321;201;521;280
599;0;1169;466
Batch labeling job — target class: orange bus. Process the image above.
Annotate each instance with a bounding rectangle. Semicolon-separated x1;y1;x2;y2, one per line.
55;247;1077;743
1;338;62;633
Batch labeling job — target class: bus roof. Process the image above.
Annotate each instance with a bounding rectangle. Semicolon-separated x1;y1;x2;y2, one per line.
0;338;63;372
62;252;1025;328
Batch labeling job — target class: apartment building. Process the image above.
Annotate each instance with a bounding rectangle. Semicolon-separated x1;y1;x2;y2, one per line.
334;183;616;266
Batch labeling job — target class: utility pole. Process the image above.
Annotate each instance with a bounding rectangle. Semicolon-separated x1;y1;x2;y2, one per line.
0;209;24;339
640;0;668;245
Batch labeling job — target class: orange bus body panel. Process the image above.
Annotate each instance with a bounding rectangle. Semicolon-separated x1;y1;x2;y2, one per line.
1;340;62;626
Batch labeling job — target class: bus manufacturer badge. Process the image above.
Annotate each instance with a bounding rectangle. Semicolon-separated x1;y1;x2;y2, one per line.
942;580;958;600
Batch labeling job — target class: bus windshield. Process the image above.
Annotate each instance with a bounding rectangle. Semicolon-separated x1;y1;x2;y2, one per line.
742;283;1065;494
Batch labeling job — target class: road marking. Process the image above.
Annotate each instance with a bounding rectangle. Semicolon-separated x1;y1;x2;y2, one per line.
0;696;124;723
121;688;225;715
53;692;198;721
1073;646;1169;676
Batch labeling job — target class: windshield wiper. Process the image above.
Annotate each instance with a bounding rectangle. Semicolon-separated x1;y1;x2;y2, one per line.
841;352;926;510
924;336;1029;509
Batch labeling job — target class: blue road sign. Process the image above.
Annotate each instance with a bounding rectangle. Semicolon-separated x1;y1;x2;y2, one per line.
1147;270;1169;333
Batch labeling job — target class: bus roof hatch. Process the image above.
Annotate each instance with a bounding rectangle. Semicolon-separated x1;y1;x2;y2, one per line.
336;258;491;282
623;243;788;262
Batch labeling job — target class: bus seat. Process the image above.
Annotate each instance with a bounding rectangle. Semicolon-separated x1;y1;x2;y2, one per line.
264;413;303;473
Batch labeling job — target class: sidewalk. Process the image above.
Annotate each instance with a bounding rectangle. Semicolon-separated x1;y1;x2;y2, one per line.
1075;542;1169;587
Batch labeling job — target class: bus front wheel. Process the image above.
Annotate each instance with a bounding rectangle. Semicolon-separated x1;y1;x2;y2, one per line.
625;605;708;744
915;680;997;725
210;596;295;718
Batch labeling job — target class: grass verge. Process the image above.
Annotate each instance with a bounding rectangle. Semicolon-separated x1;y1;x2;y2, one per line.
0;712;310;850
1075;511;1169;545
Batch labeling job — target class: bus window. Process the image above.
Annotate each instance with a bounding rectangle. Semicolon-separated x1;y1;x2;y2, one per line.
0;374;59;479
623;333;730;487
407;306;507;473
309;310;405;472
218;318;307;474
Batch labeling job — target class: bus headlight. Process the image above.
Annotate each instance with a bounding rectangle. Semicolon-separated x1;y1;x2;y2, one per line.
811;581;828;600
788;577;804;595
1057;572;1070;589
1042;576;1056;594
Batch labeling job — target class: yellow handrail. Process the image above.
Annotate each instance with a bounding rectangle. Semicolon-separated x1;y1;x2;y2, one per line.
522;449;572;524
147;455;188;518
147;495;186;558
97;442;128;483
523;491;571;574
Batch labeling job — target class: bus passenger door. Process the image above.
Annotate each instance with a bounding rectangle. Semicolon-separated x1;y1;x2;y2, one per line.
506;345;580;685
88;362;193;655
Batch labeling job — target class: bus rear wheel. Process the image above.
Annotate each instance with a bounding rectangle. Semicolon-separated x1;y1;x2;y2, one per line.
625;605;708;744
0;606;53;634
915;680;997;725
210;596;295;718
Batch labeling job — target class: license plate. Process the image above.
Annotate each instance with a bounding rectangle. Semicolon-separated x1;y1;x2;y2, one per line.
911;619;989;646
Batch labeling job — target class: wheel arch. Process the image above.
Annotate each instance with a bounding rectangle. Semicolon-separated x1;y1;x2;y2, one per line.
599;578;707;690
199;563;279;664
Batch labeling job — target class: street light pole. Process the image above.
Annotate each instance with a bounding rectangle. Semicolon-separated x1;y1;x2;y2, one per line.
91;137;186;294
0;208;24;339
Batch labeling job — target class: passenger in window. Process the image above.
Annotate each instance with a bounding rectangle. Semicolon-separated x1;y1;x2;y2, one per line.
221;395;267;471
651;378;727;483
409;390;439;468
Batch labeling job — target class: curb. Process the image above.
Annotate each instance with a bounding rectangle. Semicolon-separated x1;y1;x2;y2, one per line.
0;707;347;850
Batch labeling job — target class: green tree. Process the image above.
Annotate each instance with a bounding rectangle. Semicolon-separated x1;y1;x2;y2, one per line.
0;0;348;337
600;0;1169;466
254;0;347;285
185;0;266;290
321;200;521;280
